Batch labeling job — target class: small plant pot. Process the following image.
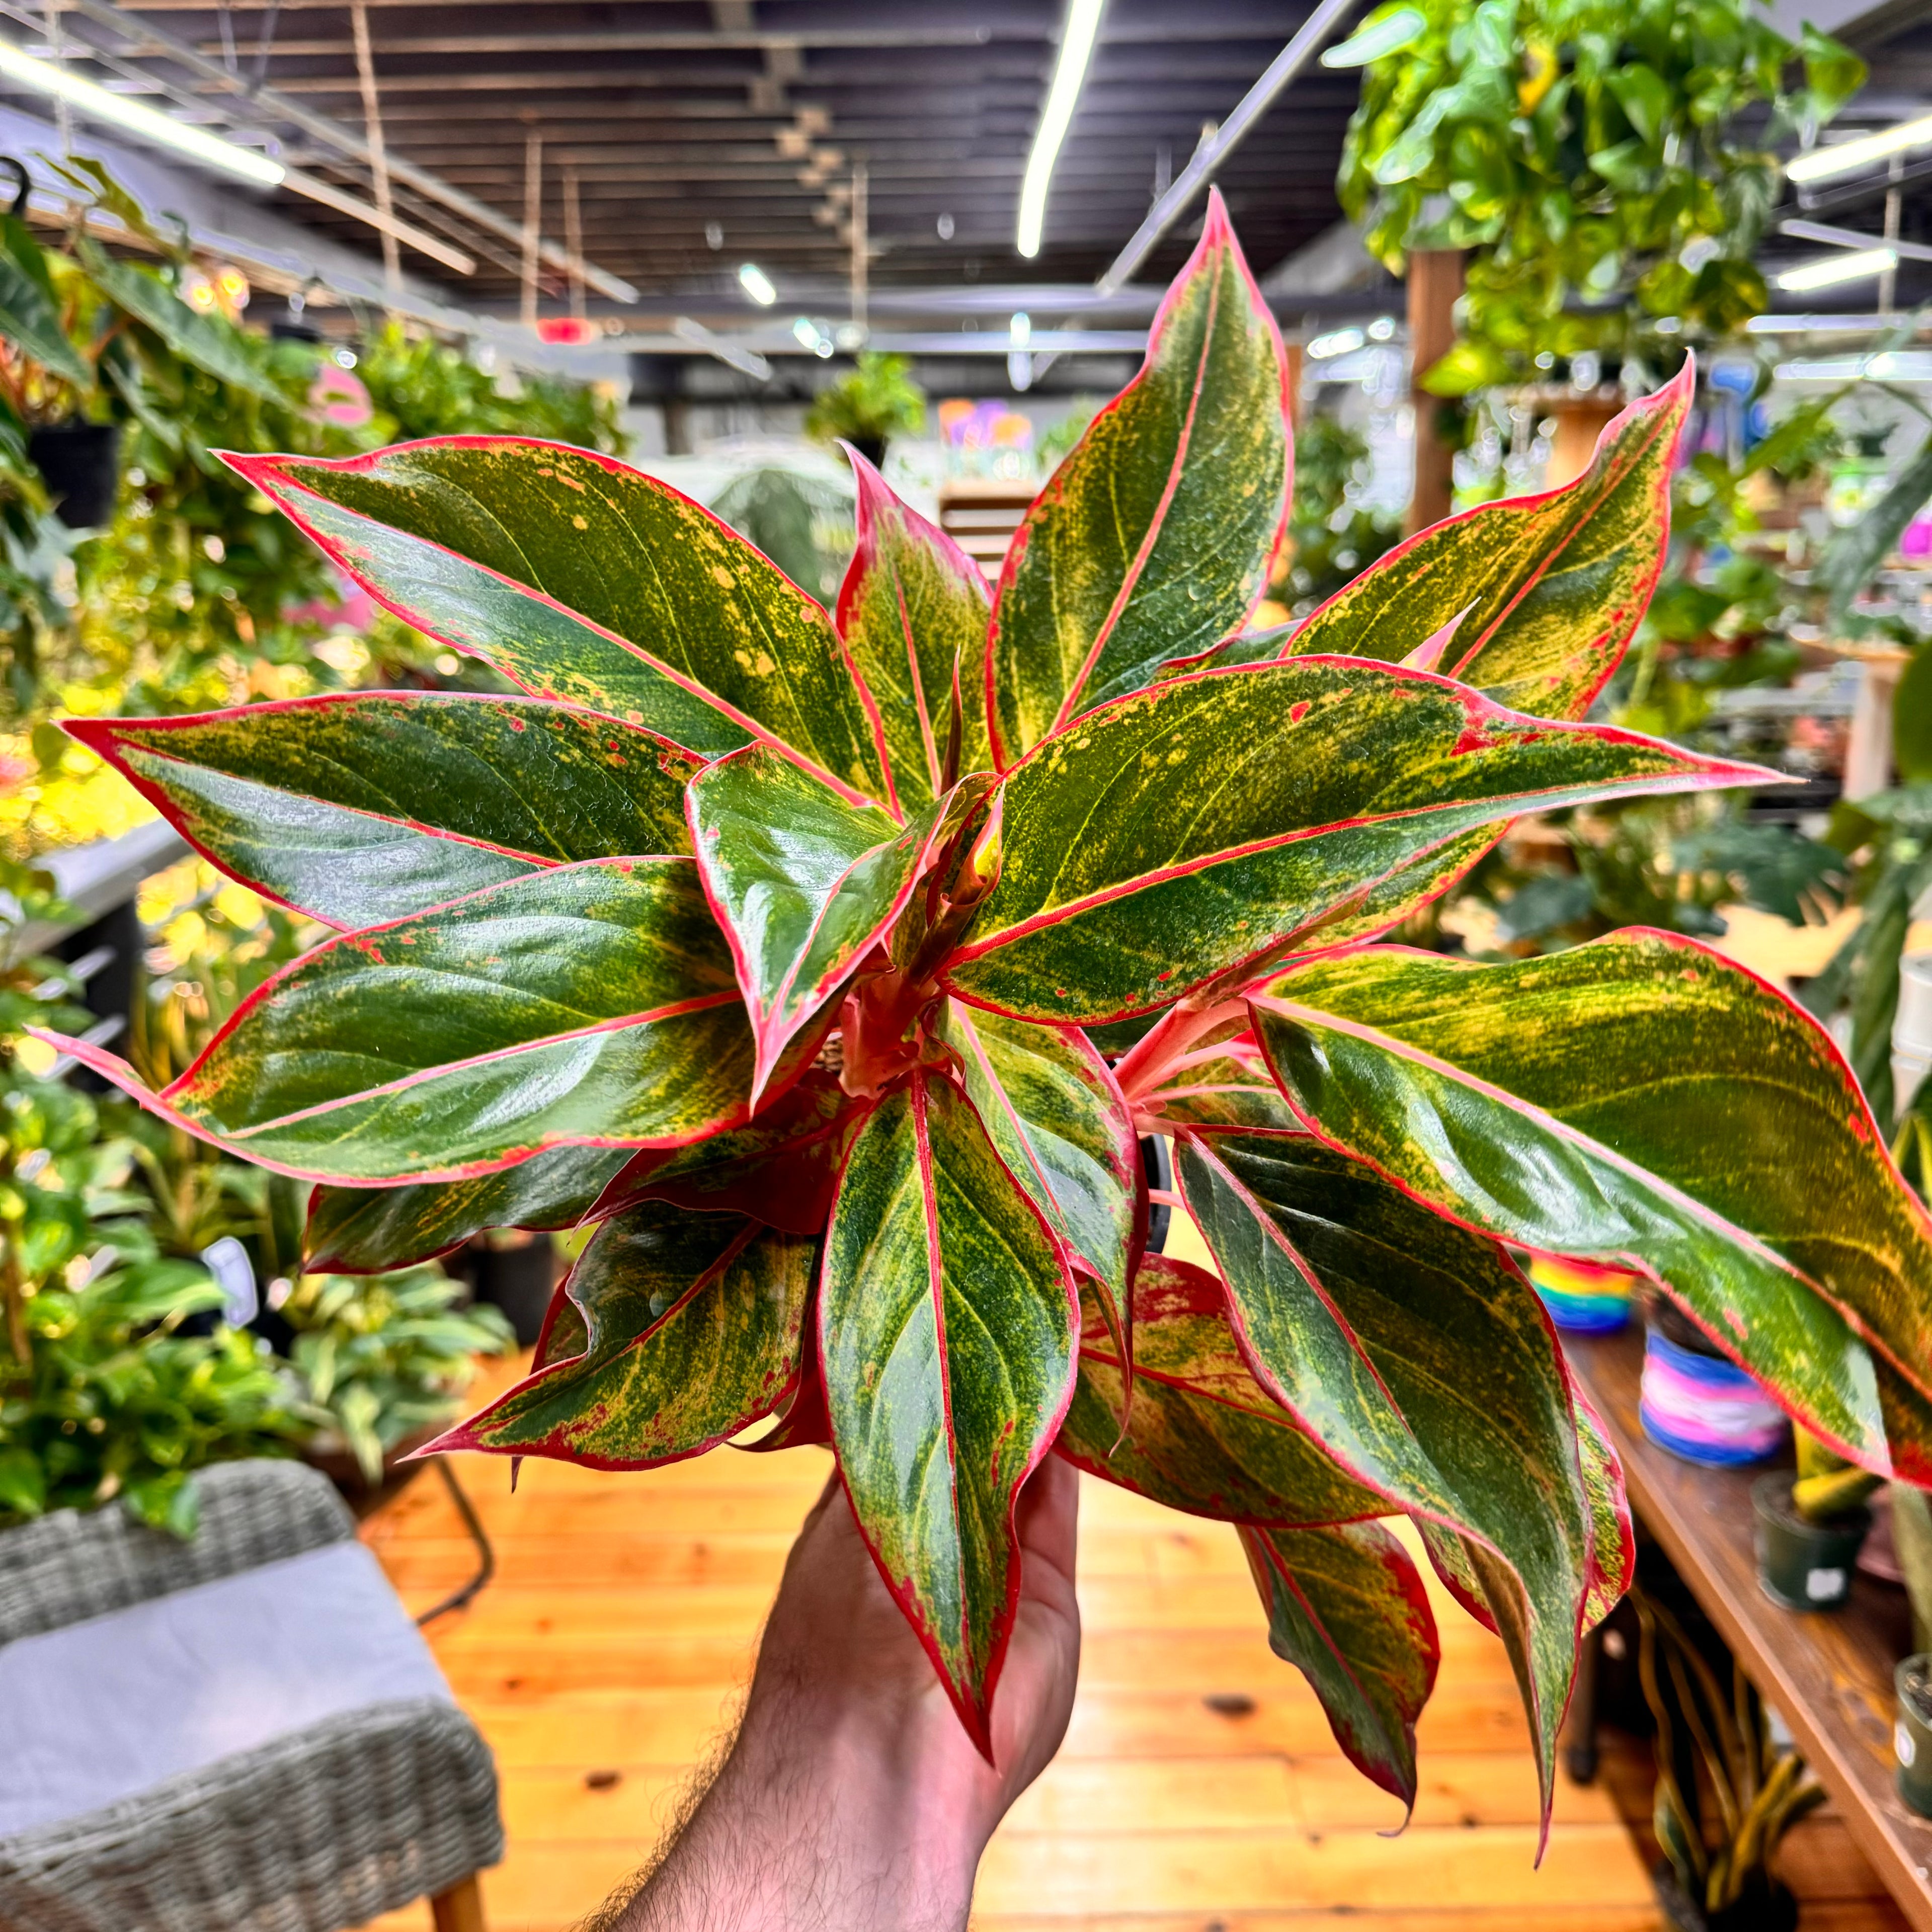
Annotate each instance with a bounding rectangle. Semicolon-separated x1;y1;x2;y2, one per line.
847;435;888;469
1897;1654;1932;1817
1640;1321;1787;1467
1753;1472;1870;1611
27;421;121;527
1653;1862;1797;1932
468;1230;557;1347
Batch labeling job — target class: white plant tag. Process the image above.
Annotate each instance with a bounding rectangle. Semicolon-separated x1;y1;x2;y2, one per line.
1805;1566;1845;1601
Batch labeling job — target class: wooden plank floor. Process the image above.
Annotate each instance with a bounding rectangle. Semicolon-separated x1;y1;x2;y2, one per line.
359;1347;1907;1930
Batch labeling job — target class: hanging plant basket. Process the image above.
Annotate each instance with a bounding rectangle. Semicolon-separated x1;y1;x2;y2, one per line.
28;421;121;527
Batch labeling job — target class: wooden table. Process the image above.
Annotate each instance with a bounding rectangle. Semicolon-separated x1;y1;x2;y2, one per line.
1564;1324;1932;1931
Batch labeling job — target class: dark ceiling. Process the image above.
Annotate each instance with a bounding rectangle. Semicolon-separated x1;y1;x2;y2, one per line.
41;0;1361;315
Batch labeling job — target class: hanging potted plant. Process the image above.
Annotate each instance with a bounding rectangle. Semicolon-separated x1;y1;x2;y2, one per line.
43;196;1932;1833
804;349;926;468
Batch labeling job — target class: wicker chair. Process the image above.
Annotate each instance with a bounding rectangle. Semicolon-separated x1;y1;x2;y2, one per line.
0;1460;503;1932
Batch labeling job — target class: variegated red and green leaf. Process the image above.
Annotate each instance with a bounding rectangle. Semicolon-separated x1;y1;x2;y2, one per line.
1282;364;1692;720
1057;1258;1387;1526
821;1069;1077;1752
1250;933;1932;1479
986;190;1289;763
65;694;701;930
688;746;994;1099
1176;1130;1590;1833
937;1000;1139;1363
1574;1389;1635;1633
836;447;992;809
1139;1039;1286;1133
944;659;1774;1024
225;438;892;805
306;1144;632;1272
590;1069;861;1236
38;859;757;1184
433;1202;814;1467
1240;1521;1439;1814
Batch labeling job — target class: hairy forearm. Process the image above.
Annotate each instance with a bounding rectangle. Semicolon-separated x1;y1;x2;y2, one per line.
612;1693;986;1932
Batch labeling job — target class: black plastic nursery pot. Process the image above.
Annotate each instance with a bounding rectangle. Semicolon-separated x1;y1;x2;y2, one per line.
1752;1473;1871;1612
1653;1864;1797;1932
27;421;120;527
847;435;888;468
1898;1655;1932;1818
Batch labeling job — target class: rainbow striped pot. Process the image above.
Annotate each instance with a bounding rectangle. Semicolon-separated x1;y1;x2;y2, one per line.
1640;1326;1787;1468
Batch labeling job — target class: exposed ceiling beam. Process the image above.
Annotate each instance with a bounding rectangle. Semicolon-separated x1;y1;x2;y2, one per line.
60;0;640;298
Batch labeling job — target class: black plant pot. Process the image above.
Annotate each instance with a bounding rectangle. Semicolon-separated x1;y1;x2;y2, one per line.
848;435;888;469
28;421;120;527
466;1231;558;1347
1653;1863;1798;1932
1753;1472;1870;1612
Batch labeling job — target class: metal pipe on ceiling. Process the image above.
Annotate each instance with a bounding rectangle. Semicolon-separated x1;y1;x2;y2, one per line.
59;0;640;299
1095;0;1362;296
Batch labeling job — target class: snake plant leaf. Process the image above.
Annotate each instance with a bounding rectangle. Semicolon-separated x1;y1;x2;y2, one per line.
937;1001;1138;1365
225;439;892;805
836;448;992;809
306;1145;633;1272
38;859;758;1184
1177;1130;1590;1831
434;1203;814;1467
1251;934;1932;1476
945;660;1775;1024
1058;1258;1387;1526
821;1070;1077;1751
689;748;994;1100
591;1069;862;1236
1240;1521;1440;1813
1284;364;1691;719
1574;1389;1635;1634
64;695;702;929
986;190;1289;763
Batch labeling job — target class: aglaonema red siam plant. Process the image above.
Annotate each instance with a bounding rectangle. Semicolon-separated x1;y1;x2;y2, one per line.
53;193;1932;1837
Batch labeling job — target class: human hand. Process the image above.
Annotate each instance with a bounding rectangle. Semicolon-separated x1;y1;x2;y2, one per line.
613;1453;1081;1931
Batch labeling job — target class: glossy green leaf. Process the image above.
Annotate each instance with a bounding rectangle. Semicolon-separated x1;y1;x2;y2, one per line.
1240;1520;1439;1811
226;439;892;803
836;448;991;809
937;1001;1138;1364
1285;363;1691;719
1177;1129;1590;1829
1057;1257;1386;1526
435;1203;814;1467
66;695;701;929
689;748;991;1098
0;251;91;390
1251;934;1932;1479
80;243;287;405
593;1069;861;1236
987;190;1289;762
305;1146;632;1272
42;859;757;1184
821;1071;1076;1750
945;659;1772;1024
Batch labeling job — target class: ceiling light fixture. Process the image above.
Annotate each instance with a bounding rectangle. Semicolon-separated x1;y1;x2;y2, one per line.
738;262;777;306
1787;114;1932;185
1016;0;1104;259
1775;247;1897;292
0;36;284;188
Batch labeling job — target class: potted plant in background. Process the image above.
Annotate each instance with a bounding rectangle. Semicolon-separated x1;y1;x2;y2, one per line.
804;348;926;467
46;196;1932;1836
1752;1430;1879;1612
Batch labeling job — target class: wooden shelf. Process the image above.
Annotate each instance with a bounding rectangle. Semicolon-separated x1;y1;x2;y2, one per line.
1564;1324;1932;1931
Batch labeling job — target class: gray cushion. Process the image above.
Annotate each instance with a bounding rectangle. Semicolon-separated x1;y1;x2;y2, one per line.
0;1543;452;1839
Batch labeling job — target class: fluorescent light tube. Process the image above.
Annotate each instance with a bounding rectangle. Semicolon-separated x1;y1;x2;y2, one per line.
1776;248;1897;292
738;262;777;305
1016;0;1104;259
1788;113;1932;184
0;38;284;188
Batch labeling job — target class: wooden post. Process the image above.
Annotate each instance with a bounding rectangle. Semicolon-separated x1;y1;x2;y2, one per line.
430;1874;487;1932
349;2;400;299
1405;249;1463;536
1545;396;1621;490
521;133;543;333
1283;339;1305;431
